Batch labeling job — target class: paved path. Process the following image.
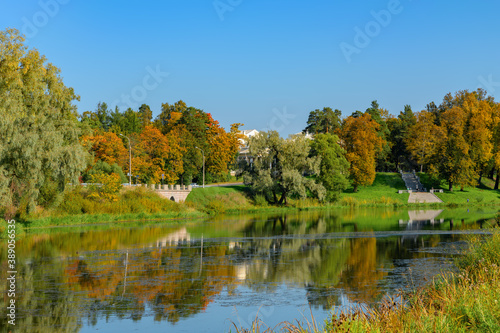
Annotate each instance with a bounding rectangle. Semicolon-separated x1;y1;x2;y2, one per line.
205;182;244;187
408;192;443;203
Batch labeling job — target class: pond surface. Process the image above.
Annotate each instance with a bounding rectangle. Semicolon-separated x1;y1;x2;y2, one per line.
0;207;497;332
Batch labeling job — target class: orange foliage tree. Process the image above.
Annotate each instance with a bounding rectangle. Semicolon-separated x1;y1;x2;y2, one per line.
133;125;185;184
340;113;384;192
82;131;128;168
205;116;243;177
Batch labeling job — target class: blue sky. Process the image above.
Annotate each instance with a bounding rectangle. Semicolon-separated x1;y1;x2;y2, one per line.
2;0;499;136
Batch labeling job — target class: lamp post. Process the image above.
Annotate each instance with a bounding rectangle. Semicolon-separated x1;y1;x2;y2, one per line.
119;134;132;186
195;146;205;188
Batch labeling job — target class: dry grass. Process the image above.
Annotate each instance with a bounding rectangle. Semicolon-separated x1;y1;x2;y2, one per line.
231;228;500;333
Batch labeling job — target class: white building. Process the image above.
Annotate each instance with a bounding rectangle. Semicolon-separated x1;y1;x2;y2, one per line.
238;129;259;162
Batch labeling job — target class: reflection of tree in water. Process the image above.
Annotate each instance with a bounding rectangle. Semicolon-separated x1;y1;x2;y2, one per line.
336;237;389;304
0;258;82;332
3;210;492;330
236;214;353;299
63;244;240;325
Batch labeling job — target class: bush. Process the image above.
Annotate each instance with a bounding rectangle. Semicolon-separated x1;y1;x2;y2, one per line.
205;200;226;215
87;173;123;202
83;160;128;183
253;194;268;207
58;188;86;214
54;186;184;217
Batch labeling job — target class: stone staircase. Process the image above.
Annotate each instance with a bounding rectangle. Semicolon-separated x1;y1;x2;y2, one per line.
400;170;425;192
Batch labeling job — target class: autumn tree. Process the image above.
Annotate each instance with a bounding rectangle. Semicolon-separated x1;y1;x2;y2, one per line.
365;101;392;171
153;100;241;184
405;111;442;173
0;29;88;216
153;100;188;133
340;113;384;192
205;115;243;178
309;133;350;201
434;106;475;191
432;90;495;191
133;125;185;184
242;131;325;204
82;131;128;168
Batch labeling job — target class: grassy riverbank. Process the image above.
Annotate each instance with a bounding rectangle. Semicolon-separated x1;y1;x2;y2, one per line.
321;228;500;332
232;227;500;332
6;172;500;230
188;173;500;214
9;186;204;230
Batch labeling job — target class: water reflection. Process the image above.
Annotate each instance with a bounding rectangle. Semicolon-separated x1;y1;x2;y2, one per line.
0;207;497;331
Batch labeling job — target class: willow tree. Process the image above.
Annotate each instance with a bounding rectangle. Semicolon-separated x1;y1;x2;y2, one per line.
242;131;325;205
0;29;88;216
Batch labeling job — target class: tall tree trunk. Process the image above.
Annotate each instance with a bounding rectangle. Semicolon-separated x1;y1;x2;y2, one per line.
449;181;453;192
353;184;358;193
495;169;500;190
278;191;286;205
272;190;278;204
420;164;423;173
478;170;483;187
489;168;495;180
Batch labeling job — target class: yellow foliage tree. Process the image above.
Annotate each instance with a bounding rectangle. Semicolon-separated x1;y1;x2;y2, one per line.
405;111;443;172
340;113;384;192
87;173;122;202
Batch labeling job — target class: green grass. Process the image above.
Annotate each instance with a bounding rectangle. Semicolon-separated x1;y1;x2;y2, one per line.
338;172;409;207
15;186;204;229
11;173;500;228
418;172;500;206
186;185;253;214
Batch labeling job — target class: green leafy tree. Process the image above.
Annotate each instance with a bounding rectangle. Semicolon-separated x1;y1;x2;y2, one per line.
365;100;392;171
242;131;325;204
0;29;88;216
122;108;142;134
303;107;342;134
138;103;152;128
82;160;127;183
310;133;350;202
387;105;416;170
96;101;112;130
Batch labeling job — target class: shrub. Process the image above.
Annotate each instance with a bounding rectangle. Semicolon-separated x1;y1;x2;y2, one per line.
83;160;128;183
205;200;226;215
253;194;268;207
87;173;123;202
340;196;358;207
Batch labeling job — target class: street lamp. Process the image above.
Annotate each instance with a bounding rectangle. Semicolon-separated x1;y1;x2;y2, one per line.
119;134;132;186
195;146;205;188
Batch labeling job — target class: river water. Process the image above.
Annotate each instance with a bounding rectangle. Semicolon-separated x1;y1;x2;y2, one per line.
0;207;497;332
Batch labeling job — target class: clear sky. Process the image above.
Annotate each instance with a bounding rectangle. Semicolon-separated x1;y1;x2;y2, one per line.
2;0;499;136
